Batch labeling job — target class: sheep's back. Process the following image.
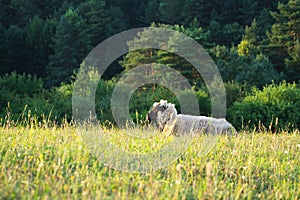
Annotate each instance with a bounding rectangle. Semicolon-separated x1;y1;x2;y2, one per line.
173;114;235;135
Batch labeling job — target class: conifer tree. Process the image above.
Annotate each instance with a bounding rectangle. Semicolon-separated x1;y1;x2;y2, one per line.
78;0;109;46
159;0;184;24
46;8;91;87
238;0;259;25
238;20;261;56
267;0;300;81
143;0;160;24
5;25;30;74
105;6;128;36
181;0;214;26
120;23;210;86
0;23;9;74
25;16;54;77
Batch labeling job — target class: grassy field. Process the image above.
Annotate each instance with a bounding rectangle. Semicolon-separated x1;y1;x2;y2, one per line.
0;125;299;199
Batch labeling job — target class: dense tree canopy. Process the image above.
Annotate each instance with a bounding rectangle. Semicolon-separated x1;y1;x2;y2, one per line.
1;0;300;130
0;0;299;87
46;8;91;86
266;0;300;82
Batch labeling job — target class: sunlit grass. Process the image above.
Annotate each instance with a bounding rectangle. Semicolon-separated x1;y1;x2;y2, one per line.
0;124;299;199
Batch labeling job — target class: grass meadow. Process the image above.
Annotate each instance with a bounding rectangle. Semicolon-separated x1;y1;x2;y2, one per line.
0;122;299;199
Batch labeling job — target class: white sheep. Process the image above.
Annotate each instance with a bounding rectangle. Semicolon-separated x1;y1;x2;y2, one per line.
147;100;237;136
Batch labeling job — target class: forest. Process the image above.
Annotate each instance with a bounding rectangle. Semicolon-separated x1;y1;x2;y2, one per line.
1;1;300;199
0;0;300;130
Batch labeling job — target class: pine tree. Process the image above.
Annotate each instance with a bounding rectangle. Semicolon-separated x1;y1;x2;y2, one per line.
181;0;214;26
105;6;128;36
0;23;9;74
238;0;259;25
212;46;282;87
216;0;241;24
256;8;275;36
78;0;109;46
120;23;210;87
235;54;283;87
159;0;184;24
46;8;91;87
238;20;261;56
143;0;160;24
25;16;54;77
119;24;161;71
30;0;64;18
5;25;30;74
1;0;35;27
285;40;300;80
106;0;147;28
220;23;244;46
266;0;300;81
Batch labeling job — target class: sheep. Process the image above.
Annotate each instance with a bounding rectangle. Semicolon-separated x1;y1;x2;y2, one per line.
146;100;237;136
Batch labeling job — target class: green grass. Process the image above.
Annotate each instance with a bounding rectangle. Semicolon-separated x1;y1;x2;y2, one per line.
0;125;299;199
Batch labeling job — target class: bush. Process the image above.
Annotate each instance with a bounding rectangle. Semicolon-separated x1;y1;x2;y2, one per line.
235;54;284;88
0;72;223;126
95;79;115;123
194;88;211;115
227;81;300;131
45;83;73;120
211;46;283;88
224;81;249;107
0;72;74;124
129;85;178;122
0;72;44;120
128;84;211;123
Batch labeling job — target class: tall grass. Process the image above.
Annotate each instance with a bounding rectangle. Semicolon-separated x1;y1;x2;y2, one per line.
0;121;299;199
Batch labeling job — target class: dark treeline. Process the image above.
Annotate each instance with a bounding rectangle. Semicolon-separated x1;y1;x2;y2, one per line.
0;0;300;130
1;0;299;86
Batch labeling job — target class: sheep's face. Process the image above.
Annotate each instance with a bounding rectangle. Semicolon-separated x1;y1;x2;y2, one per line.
147;102;167;124
147;100;177;131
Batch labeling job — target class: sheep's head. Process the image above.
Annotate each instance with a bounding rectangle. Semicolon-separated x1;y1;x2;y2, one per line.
147;100;177;131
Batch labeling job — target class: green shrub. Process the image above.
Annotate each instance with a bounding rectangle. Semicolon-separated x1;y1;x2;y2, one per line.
235;54;284;88
0;72;74;124
227;81;300;131
0;72;44;120
69;74;208;125
224;81;249;107
95;79;115;123
194;89;211;115
0;72;43;95
129;85;180;122
45;83;73;120
211;46;283;88
128;85;211;122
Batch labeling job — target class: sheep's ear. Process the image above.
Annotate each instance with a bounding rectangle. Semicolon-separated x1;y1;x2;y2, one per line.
160;100;168;108
160;99;167;104
153;102;159;107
